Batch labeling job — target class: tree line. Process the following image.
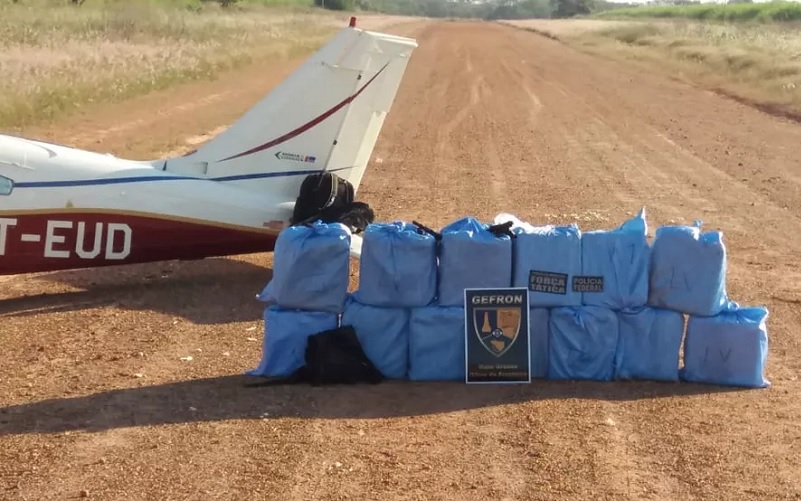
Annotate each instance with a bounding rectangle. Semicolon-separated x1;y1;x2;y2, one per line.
313;0;603;19
310;0;759;19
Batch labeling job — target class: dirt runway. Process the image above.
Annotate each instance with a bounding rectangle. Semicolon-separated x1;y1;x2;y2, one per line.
2;20;800;500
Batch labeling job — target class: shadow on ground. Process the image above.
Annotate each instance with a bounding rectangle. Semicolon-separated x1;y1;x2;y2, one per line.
0;374;751;436
0;256;272;325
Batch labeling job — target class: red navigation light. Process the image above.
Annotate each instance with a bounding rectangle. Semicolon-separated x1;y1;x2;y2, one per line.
349;16;357;28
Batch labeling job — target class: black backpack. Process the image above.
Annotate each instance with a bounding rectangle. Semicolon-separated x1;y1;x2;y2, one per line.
245;325;385;387
292;171;354;223
290;172;375;234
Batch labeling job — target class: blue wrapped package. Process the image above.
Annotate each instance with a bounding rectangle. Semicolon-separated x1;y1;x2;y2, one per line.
355;221;438;307
529;307;550;379
548;306;619;381
408;306;465;381
438;216;513;306
257;221;351;313
580;208;650;310
341;295;410;380
495;214;582;307
648;222;728;316
614;307;684;382
681;305;770;388
247;306;339;378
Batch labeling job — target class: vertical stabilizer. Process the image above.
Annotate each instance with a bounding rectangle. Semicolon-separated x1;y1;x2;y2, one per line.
162;21;417;203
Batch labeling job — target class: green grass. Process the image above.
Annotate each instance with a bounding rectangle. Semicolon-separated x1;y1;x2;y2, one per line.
595;1;801;23
0;0;343;131
568;19;801;117
504;18;801;118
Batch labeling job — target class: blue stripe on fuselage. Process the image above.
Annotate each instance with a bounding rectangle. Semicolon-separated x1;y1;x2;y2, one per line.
12;166;353;189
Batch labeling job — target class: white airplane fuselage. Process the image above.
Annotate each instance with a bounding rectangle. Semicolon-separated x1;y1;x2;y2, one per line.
0;21;418;276
0;133;289;275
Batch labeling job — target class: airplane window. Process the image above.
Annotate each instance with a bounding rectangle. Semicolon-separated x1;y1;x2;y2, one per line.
0;175;14;196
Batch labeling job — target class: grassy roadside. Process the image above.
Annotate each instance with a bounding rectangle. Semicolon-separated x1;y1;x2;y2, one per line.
0;0;344;132
502;18;801;121
594;1;801;23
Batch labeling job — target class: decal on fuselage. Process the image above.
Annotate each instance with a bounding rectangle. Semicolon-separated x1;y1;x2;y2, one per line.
274;151;317;163
0;217;132;260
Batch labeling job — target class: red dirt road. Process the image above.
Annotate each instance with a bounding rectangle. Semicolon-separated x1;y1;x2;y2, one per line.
2;20;801;500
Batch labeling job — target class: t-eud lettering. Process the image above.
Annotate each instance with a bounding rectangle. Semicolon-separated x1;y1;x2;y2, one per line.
0;218;132;260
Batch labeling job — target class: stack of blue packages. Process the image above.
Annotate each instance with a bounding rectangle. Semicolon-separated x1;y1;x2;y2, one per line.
499;214;582;308
614;306;685;382
257;221;351;313
249;221;351;378
548;306;619;381
247;306;339;377
648;221;729;317
355;221;438;307
580;208;650;310
242;209;772;391
408;306;466;381
341;294;410;380
437;216;513;306
681;304;770;388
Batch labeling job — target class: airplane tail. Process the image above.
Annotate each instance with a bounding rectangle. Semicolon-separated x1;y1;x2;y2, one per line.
161;18;417;205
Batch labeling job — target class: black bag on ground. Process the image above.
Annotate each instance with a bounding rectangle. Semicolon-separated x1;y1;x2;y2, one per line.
297;325;385;385
245;325;385;387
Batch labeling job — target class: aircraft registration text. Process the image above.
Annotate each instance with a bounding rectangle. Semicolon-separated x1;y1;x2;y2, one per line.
0;218;132;260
